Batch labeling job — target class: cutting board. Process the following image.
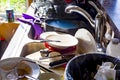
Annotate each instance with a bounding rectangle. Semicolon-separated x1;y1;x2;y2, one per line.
25;51;65;77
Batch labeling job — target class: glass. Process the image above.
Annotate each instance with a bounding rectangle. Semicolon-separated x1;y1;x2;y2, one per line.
33;0;52;19
0;60;39;80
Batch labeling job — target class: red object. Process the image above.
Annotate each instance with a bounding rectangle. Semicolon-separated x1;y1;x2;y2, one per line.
64;0;73;3
0;37;5;40
44;42;76;54
62;63;67;68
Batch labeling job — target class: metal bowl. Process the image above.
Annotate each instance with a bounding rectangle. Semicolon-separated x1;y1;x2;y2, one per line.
0;57;40;79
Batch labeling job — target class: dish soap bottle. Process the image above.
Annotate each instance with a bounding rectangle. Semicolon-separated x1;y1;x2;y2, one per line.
106;38;120;58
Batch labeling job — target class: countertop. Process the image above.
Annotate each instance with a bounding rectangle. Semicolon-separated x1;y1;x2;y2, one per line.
98;0;120;38
1;0;120;59
1;0;120;77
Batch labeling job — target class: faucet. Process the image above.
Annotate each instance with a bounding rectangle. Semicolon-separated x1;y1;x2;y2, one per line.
65;2;106;52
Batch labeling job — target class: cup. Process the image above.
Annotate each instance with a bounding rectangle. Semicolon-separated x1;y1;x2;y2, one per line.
6;9;14;22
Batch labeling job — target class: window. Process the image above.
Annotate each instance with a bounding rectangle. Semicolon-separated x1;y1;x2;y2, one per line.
0;0;33;21
0;0;27;13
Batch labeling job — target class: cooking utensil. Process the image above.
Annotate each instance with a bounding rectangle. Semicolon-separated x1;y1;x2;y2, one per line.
39;53;75;60
40;48;52;57
18;75;39;80
49;59;68;68
49;54;75;68
38;53;75;68
33;39;61;43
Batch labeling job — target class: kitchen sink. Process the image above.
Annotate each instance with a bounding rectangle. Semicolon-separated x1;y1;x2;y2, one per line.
1;0;114;60
28;26;36;39
27;19;95;40
20;42;46;57
1;2;116;77
20;19;96;57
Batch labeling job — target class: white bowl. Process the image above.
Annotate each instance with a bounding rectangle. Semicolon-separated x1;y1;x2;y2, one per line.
46;34;78;49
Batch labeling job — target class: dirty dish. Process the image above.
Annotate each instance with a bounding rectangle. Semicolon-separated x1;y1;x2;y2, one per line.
0;57;40;80
46;34;78;49
40;31;58;39
40;32;78;54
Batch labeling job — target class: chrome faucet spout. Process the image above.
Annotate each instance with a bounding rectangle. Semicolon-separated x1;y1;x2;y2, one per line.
65;5;95;27
65;4;106;52
95;13;105;43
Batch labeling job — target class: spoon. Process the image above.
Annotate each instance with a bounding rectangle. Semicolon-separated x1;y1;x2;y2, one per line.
34;39;61;43
18;75;39;80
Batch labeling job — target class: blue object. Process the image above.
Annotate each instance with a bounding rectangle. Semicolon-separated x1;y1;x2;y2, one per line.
46;20;78;29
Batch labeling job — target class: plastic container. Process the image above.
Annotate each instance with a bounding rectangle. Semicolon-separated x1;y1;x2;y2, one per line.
64;53;120;80
106;38;120;58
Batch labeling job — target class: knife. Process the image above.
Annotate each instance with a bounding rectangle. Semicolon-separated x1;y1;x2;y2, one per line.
49;59;68;68
39;54;75;60
49;54;75;68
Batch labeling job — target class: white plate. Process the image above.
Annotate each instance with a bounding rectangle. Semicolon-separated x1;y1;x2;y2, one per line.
46;34;78;49
40;31;58;39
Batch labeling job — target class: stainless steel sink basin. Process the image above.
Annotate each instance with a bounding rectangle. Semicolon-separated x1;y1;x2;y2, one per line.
20;42;46;57
28;20;95;40
20;20;95;57
28;27;36;40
